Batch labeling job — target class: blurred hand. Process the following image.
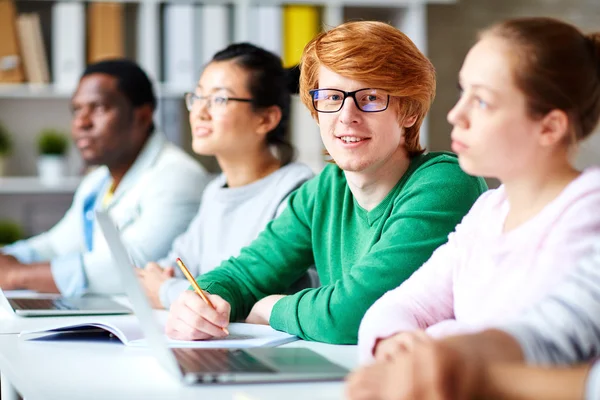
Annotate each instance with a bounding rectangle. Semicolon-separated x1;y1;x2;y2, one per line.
136;262;175;309
0;257;21;289
374;330;430;363
165;290;231;340
0;253;18;267
347;334;483;400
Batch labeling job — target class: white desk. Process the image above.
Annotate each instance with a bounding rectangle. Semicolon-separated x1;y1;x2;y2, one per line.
0;334;355;400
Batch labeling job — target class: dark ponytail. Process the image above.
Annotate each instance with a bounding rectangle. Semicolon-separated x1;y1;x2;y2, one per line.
212;43;296;165
585;33;600;79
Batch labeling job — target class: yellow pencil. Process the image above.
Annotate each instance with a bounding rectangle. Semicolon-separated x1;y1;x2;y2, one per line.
175;257;229;335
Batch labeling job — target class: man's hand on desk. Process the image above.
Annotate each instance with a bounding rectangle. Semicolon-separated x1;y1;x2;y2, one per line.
0;259;20;289
0;259;59;293
245;295;286;325
136;262;174;309
0;252;18;266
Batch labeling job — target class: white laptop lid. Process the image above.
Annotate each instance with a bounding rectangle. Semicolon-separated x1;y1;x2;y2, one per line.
95;210;185;380
96;210;348;384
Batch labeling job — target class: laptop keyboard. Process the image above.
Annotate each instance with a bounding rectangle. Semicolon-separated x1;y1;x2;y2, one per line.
173;348;275;374
10;298;77;311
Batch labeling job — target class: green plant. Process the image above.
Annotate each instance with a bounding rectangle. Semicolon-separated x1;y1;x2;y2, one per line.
0;122;13;156
37;129;69;156
0;220;24;245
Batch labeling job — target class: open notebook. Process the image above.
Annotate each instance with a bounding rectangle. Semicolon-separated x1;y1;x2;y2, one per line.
19;313;298;348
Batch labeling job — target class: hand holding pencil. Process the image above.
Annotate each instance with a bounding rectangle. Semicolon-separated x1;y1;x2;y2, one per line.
166;257;230;338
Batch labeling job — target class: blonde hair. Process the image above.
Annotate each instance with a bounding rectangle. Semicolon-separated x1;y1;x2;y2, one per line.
299;21;436;157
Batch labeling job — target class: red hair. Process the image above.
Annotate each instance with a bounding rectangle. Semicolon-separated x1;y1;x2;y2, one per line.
299;21;436;157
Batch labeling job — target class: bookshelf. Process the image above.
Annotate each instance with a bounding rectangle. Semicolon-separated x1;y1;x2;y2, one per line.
1;0;455;176
0;0;454;237
0;83;195;99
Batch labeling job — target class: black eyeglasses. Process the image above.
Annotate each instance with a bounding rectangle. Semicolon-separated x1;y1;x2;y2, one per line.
309;88;390;113
184;92;253;112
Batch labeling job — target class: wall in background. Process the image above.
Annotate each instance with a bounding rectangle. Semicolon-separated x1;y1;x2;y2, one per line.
0;98;80;176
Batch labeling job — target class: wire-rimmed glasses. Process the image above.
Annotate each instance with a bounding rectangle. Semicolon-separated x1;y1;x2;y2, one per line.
184;92;253;112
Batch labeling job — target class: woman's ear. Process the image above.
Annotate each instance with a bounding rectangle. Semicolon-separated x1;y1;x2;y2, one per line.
255;105;282;137
538;109;570;147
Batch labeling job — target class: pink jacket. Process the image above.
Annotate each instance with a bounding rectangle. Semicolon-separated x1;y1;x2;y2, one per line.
358;167;600;363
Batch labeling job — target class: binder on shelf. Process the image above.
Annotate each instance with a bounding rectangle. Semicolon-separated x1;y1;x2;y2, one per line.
201;5;231;66
163;3;195;90
255;6;283;56
52;2;85;90
158;97;185;147
87;2;125;64
283;5;320;68
0;0;25;83
192;5;204;78
136;1;160;83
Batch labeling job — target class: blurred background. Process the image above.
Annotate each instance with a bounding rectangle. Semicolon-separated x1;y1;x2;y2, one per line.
0;0;599;240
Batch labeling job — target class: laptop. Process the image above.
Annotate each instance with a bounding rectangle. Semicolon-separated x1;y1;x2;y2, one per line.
0;288;131;317
96;210;349;384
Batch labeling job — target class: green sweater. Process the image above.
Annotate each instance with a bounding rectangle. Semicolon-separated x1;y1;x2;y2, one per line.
197;152;487;344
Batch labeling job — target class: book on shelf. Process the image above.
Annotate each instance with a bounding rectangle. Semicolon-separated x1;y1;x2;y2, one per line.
29;13;50;84
19;313;298;349
87;2;125;64
16;13;50;84
0;0;25;83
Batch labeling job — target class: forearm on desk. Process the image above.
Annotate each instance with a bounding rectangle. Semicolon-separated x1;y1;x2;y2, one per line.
12;262;60;293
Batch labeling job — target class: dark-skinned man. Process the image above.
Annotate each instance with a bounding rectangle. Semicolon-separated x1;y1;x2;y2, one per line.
0;59;210;296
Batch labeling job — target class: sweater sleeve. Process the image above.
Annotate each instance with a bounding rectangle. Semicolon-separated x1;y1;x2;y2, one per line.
498;243;600;365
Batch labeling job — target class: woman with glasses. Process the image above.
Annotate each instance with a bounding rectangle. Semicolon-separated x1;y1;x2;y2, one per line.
164;21;486;344
357;16;600;365
136;43;314;309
